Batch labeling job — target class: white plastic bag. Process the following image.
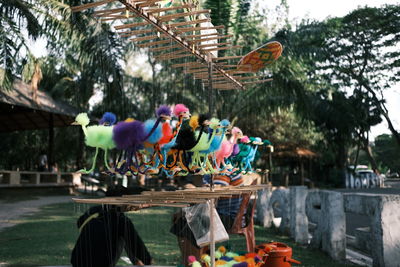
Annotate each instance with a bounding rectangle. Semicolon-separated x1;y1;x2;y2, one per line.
184;200;229;247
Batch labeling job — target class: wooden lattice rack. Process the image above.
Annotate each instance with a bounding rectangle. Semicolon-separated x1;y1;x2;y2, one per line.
73;184;269;209
71;0;268;90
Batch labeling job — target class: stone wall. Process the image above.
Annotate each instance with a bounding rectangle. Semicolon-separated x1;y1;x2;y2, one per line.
256;186;400;267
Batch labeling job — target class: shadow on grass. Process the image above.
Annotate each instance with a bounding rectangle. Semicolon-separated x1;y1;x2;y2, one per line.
0;202;354;267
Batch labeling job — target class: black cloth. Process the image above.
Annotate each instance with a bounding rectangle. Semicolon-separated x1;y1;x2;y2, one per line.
71;205;152;267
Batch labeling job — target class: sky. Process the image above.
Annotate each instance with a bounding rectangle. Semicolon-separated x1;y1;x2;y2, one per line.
30;0;400;138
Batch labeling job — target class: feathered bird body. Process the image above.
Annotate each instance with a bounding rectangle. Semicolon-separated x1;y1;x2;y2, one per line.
173;114;209;151
215;127;243;168
190;118;219;152
85;125;115;150
202;119;230;154
112;121;145;151
143;119;163;145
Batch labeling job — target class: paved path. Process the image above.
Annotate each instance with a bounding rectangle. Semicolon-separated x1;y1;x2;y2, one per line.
0;195;74;231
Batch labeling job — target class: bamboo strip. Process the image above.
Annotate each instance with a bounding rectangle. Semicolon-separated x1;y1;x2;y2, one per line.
148;44;181;51
212;55;243;61
183;33;220;40
136;39;171;47
115;21;149;30
119;28;153;37
184;68;208;74
101;15;133;22
189;35;233;44
129;35;159;42
93;7;126;16
138;0;164;8
242;79;273;84
201;45;242;52
70;0;116;12
158;10;211;22
176;25;225;34
155;53;193;60
170;62;204;68
145;4;195;14
168;18;210;28
234;76;263;80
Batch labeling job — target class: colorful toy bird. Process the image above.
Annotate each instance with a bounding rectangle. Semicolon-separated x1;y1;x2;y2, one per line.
72;113;116;174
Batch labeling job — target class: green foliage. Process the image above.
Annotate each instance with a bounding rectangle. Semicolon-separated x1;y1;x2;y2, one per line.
373;134;400;173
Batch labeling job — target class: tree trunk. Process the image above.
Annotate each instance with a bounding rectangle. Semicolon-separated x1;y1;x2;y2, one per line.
358;80;400;147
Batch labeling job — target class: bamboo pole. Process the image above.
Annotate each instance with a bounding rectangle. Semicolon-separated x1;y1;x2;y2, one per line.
188;35;233;44
158;10;210;22
148;44;181;51
197;42;231;49
201;45;242;52
136;39;171;47
170;62;203;68
145;4;194;14
182;33;219;39
176;25;224;34
129;35;159;42
70;0;116;12
93;7;126;16
119;28;153;37
155;52;193;60
212;55;243;61
242;79;273;84
168;18;209;28
115;21;149;30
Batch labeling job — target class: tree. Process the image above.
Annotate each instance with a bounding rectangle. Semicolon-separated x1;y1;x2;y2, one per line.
373;134;400;174
318;5;400;147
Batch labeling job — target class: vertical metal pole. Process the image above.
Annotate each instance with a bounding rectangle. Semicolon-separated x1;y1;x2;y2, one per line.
48;114;54;171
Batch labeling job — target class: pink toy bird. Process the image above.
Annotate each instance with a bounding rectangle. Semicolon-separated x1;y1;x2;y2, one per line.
215;126;243;169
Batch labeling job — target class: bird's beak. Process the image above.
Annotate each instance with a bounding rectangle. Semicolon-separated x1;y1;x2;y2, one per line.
182;112;191;119
71;121;79;125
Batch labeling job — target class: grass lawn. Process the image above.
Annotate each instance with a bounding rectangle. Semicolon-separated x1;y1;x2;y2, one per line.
0;201;354;267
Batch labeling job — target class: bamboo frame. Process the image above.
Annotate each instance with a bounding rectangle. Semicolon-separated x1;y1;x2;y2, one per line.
72;0;246;90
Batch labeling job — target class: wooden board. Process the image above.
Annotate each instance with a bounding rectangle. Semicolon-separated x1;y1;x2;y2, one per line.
237;41;283;72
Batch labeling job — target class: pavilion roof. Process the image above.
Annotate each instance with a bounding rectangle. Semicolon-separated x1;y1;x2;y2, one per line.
0;79;78;132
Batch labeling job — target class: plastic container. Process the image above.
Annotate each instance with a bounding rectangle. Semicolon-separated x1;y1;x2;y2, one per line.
256;242;301;267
